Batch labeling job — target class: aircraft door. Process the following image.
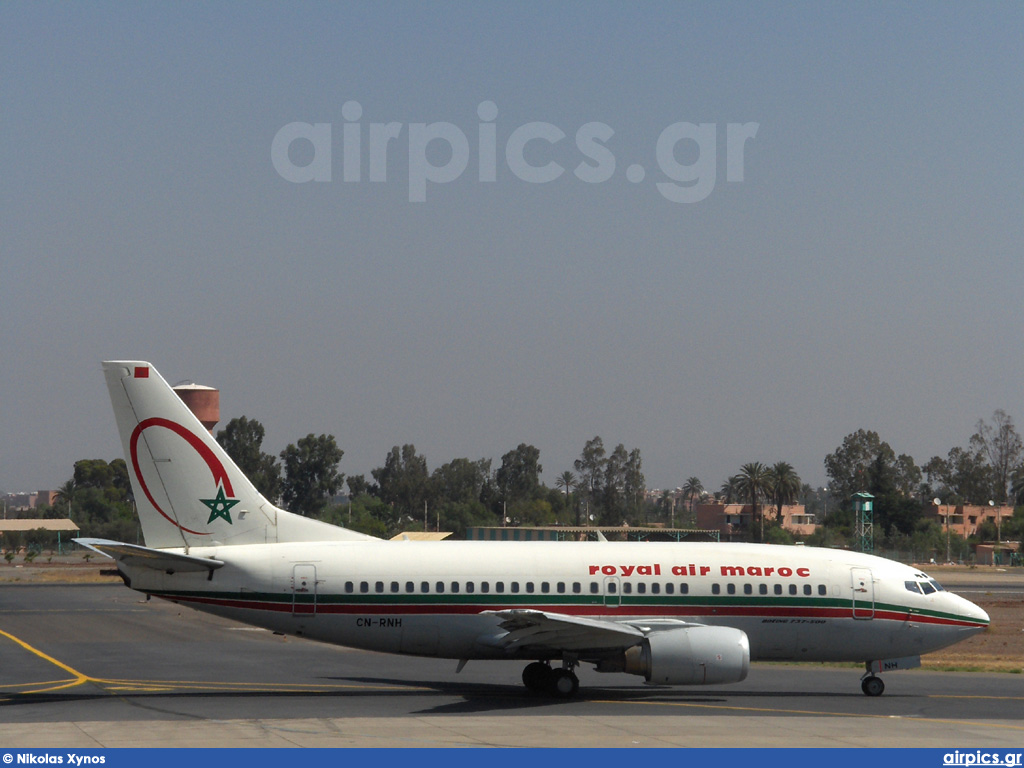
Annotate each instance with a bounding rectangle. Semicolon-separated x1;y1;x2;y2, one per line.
603;577;621;609
292;564;317;616
850;567;874;620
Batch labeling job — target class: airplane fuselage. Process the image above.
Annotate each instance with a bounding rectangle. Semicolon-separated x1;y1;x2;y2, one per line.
119;540;988;665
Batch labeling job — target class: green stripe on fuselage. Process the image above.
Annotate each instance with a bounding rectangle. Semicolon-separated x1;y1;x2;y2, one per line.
146;588;986;625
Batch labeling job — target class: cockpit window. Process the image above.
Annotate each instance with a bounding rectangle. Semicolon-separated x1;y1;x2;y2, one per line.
905;581;922;594
919;581;936;595
918;572;946;592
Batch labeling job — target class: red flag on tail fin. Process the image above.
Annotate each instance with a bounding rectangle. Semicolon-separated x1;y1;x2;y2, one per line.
134;366;149;379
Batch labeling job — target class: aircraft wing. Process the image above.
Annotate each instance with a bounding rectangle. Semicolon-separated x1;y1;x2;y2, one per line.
482;609;648;654
75;538;224;573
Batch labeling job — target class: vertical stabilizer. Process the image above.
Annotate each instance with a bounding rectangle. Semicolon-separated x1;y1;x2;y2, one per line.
103;361;376;549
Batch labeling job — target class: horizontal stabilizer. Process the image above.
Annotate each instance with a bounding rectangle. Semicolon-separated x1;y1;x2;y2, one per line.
75;538;224;573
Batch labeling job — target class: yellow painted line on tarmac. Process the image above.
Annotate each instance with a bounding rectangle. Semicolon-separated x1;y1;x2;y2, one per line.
100;680;429;693
593;698;1024;732
0;628;429;696
0;680;79;691
0;628;90;693
929;694;1024;701
90;679;430;696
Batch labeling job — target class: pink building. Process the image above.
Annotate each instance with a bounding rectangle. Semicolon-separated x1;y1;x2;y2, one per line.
2;491;57;511
695;502;817;539
922;504;1014;539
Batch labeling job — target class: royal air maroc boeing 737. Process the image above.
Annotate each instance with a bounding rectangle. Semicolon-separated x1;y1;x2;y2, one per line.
77;361;990;698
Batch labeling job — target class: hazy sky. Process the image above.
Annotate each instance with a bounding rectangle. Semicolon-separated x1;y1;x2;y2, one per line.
3;2;1023;496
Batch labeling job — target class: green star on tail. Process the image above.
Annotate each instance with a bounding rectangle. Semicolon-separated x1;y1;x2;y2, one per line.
200;485;239;525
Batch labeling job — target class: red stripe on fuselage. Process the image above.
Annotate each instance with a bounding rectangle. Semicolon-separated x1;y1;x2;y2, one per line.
152;594;987;629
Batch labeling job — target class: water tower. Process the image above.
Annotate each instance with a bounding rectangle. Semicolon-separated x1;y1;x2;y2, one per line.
172;383;220;433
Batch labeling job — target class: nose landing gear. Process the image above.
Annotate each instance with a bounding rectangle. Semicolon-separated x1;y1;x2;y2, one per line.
861;675;885;696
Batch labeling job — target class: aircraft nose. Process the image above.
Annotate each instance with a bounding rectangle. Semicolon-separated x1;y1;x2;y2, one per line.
958;595;989;628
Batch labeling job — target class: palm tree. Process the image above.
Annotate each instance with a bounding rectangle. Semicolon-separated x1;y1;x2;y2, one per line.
53;479;76;521
719;475;741;503
682;476;703;526
556;471;578;525
767;462;802;529
736;462;770;542
1012;466;1024;506
658;489;673;526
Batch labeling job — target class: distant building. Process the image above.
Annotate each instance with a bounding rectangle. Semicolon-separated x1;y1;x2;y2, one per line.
974;542;1019;566
2;491;58;512
466;526;719;542
695;502;817;539
922;503;1014;539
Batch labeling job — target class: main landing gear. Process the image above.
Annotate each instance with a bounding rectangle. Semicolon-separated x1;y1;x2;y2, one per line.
522;660;580;698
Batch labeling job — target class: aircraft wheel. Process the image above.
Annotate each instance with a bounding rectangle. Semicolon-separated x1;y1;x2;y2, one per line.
522;662;552;693
549;668;580;698
861;676;885;697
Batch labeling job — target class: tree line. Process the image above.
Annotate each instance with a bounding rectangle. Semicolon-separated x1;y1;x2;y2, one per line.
218;423;647;539
8;409;1024;558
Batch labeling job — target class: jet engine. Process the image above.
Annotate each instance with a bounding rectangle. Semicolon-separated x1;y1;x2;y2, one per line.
602;626;750;685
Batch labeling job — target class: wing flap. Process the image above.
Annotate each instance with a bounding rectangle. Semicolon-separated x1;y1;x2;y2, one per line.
75;538;224;573
483;609;645;653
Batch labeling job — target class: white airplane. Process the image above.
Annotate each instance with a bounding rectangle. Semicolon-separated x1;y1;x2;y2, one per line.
78;361;990;698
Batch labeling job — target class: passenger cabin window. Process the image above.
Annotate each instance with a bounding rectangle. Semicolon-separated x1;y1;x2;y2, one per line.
651;583;660;595
788;585;797;596
679;583;689;594
436;581;445;593
637;583;646;594
712;584;721;595
526;582;535;594
803;584;812;596
759;584;768;595
743;584;752;595
623;583;632;594
571;582;580;594
590;582;599;594
450;582;460;593
818;585;826;596
774;584;783;596
391;581;400;593
375;581;384;593
481;582;490;593
607;582;617;593
345;581;354;593
496;581;505;593
421;581;430;593
541;582;550;594
360;581;369;593
665;583;674;595
405;581;414;593
727;583;736;595
511;582;520;593
466;582;474;593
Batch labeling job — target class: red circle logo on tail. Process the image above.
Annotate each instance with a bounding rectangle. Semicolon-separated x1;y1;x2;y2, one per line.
129;418;235;536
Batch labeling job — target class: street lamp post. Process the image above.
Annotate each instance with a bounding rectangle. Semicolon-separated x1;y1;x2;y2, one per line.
989;499;1000;565
932;498;947;564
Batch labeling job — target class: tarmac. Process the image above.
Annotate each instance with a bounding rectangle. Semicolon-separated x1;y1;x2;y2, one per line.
1;573;1022;747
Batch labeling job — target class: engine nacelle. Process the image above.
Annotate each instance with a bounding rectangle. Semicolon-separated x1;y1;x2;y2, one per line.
622;626;750;685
